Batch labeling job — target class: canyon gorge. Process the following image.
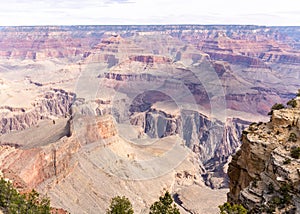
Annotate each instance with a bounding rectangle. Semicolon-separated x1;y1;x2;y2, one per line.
0;25;300;213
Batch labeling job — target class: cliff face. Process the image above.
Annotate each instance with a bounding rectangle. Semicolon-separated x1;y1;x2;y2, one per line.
133;109;248;164
0;26;100;60
0;134;80;190
0;25;300;213
129;107;250;188
0;114;119;190
228;96;300;213
0;89;75;134
0;112;209;213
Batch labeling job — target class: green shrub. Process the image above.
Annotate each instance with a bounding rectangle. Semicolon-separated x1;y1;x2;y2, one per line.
288;133;297;142
242;130;248;135
270;196;281;206
107;196;134;214
0;178;50;214
219;202;248;214
283;158;291;165
271;103;285;110
268;103;285;115
279;184;292;205
266;196;282;212
149;191;180;214
287;99;297;108
291;147;300;158
267;183;274;194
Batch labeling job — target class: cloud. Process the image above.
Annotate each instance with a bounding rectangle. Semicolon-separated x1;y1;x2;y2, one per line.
0;0;299;26
105;0;135;4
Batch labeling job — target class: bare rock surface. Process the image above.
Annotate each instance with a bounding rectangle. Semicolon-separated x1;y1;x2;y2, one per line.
176;186;228;214
228;96;300;213
0;25;300;213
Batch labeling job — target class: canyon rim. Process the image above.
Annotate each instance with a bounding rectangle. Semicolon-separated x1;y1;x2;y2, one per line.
0;25;300;213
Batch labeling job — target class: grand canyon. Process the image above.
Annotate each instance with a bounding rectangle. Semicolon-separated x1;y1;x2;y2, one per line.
0;25;300;213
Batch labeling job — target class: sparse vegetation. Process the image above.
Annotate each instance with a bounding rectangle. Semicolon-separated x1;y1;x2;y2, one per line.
242;130;248;135
0;177;50;214
267;183;274;194
263;183;294;212
149;191;180;214
219;202;248;214
288;133;297;142
106;196;134;214
271;103;285;110
107;192;180;214
290;147;300;159
279;183;292;205
268;103;285;115
265;196;282;213
283;158;291;165
287;99;297;108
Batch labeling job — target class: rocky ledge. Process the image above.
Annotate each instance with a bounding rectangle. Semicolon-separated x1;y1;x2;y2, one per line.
228;94;300;213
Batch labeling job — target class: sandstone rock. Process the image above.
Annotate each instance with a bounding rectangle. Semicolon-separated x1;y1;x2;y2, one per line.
0;25;300;213
0;89;75;134
176;185;228;214
228;96;300;213
130;106;250;188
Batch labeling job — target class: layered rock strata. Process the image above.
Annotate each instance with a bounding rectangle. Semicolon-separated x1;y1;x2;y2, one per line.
228;96;300;213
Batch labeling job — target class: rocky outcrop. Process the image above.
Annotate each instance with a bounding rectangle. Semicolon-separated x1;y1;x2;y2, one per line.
212;61;231;77
0;113;118;191
129;55;172;64
102;72;161;82
0;109;208;213
259;52;300;65
228;96;300;213
0;89;75;134
73;115;118;145
207;51;270;68
1;25;299;65
0;25;300;213
130;108;250;188
141;109;245;161
0;27;100;60
225;91;287;115
0;136;80;190
192;29;300;66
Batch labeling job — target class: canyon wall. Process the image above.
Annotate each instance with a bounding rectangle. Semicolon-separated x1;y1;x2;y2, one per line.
228;96;300;213
0;25;300;213
0;89;75;134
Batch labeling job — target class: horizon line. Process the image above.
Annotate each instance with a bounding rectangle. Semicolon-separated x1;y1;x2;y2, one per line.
1;24;300;28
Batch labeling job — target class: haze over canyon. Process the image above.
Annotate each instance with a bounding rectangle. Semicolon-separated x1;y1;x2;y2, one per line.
0;25;300;213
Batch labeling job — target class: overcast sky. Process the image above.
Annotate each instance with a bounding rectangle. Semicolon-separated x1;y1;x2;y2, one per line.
0;0;299;26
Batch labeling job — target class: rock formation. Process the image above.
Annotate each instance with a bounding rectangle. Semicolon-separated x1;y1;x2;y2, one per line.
0;25;300;213
228;95;300;213
0;89;75;134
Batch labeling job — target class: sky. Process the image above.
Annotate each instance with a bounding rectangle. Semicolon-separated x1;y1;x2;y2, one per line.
0;0;299;26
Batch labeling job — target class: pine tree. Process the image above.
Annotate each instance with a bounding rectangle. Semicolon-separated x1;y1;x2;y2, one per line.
149;191;180;214
107;196;134;214
0;177;51;214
